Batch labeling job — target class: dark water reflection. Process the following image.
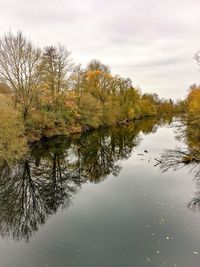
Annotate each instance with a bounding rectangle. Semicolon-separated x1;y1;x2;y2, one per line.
156;117;200;215
0;117;170;242
0;115;200;267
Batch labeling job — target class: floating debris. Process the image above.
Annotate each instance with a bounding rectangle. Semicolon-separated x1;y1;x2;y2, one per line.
146;257;151;263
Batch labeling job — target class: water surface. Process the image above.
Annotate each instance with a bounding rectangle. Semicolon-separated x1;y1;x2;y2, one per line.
0;118;200;267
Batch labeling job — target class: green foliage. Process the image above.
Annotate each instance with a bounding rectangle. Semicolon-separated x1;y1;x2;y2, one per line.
118;88;141;121
25;93;78;140
101;96;121;126
79;93;102;128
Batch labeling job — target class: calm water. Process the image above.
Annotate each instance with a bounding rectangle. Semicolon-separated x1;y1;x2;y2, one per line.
0;118;200;267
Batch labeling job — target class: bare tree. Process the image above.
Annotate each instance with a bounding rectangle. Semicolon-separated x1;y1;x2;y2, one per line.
194;51;200;65
0;31;41;118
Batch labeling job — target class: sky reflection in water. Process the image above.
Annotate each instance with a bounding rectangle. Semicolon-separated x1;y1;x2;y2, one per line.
0;117;200;267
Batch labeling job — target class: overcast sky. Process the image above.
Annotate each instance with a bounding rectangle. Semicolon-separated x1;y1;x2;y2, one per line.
0;0;200;99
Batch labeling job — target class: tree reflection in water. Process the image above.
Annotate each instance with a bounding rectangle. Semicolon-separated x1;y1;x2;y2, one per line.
156;117;200;213
0;117;171;242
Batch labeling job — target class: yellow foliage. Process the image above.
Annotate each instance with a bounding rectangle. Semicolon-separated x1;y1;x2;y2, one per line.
0;95;27;163
187;85;200;114
79;93;102;128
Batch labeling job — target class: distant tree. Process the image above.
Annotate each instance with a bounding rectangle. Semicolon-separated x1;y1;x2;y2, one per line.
86;59;110;73
187;84;200;115
194;51;200;66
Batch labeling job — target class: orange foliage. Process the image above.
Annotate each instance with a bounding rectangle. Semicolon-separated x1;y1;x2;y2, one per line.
187;84;200;115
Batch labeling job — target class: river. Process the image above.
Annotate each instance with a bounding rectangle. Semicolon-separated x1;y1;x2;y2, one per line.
0;117;199;267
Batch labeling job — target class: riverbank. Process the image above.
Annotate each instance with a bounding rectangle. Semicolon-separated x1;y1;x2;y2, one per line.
26;113;175;143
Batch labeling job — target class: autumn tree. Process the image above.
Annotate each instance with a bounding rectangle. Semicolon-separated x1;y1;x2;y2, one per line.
69;65;86;105
187;84;200;115
0;31;175;141
38;45;72;99
85;59;113;103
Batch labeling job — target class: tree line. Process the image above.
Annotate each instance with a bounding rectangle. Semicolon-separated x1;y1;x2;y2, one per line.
0;31;177;162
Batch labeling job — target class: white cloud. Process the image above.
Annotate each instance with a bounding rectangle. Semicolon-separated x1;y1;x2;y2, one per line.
0;0;200;99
